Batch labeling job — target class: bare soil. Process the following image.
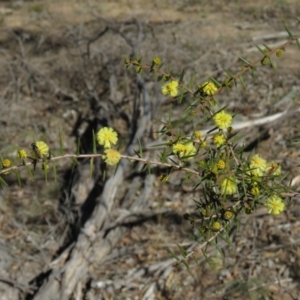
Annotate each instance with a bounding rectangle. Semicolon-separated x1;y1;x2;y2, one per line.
0;0;300;299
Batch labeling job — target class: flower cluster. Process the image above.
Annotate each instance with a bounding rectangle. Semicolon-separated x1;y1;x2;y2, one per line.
248;154;281;178
266;195;285;215
1;158;11;175
172;141;196;160
213;111;233;130
220;177;237;195
17;149;27;160
213;133;226;147
162;80;179;97
97;127;121;166
201;81;218;96
31;141;50;160
96;127;118;149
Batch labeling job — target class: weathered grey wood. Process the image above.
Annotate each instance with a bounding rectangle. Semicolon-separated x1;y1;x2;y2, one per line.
33;74;152;299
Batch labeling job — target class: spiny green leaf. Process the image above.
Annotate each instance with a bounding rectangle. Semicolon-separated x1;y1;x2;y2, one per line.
188;73;195;89
181;259;191;273
92;130;97;154
209;76;221;88
76;138;81;155
250;66;257;79
113;161;121;177
165;247;180;261
59;130;64;155
187;232;198;241
178;89;186;104
254;44;266;56
71;158;78;175
177;244;187;258
89;158;94;178
179;68;185;84
15;169;22;187
212;240;224;258
238;56;251;65
192;254;199;266
223;68;234;77
102;168;107;181
26;165;34;181
215;232;230;247
269;57;277;71
263;43;272;51
52;162;57;183
44;164;48;182
0;175;8;187
147;163;151;174
138;139;143;158
239;76;247;89
284;24;294;39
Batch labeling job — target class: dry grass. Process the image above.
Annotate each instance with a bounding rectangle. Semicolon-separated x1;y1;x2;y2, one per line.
0;0;299;299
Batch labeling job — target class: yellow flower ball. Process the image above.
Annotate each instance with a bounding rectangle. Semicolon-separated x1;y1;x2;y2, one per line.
266;195;285;215
201;81;217;95
266;161;281;176
173;142;196;159
250;154;267;177
194;131;202;139
153;57;161;65
217;159;226;169
103;148;121;166
162;80;179;97
220;177;237;195
213;111;233;130
224;210;233;220
250;187;260;196
2;159;11;168
17;149;27;160
97;127;118;149
212;221;221;231
31;141;50;160
213;134;226;147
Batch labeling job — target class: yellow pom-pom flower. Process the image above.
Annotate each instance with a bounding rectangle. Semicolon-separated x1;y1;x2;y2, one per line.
1;158;11;175
162;80;179;97
213;133;226;147
224;210;233;220
185;142;197;158
173;143;186;157
266;195;285;215
220;177;237;195
200;140;207;148
97;127;118;149
217;159;226;169
17;149;27;160
153;57;161;65
172;142;196;159
266;161;281;176
135;66;142;73
201;81;217;95
2;159;11;168
250;187;260;196
213;110;233;130
31;141;50;160
250;154;267;177
103;148;121;166
276;49;285;57
212;221;221;231
194;131;202;139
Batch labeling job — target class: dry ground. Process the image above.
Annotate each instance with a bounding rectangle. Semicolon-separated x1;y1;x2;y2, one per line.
0;0;300;299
